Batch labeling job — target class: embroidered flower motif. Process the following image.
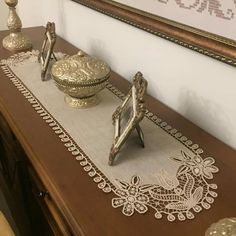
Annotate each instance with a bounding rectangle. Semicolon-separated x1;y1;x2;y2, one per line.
112;176;149;216
172;151;219;179
165;174;203;211
185;156;219;179
112;149;218;220
1;50;39;67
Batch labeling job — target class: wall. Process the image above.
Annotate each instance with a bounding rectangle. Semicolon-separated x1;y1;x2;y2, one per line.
11;0;236;149
0;1;8;30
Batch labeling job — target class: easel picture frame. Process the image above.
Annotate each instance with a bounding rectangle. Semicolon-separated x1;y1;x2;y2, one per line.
109;72;148;166
38;22;57;81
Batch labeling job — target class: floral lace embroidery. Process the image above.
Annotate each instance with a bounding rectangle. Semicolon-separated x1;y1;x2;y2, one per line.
1;50;39;66
0;50;67;67
112;151;218;221
112;176;149;216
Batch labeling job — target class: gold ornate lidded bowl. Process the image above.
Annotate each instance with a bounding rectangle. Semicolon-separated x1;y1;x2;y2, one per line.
51;51;110;108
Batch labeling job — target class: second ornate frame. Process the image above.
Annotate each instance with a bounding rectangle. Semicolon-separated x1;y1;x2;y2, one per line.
109;72;147;166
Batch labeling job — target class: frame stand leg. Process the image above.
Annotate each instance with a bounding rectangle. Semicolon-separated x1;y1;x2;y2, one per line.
136;124;145;148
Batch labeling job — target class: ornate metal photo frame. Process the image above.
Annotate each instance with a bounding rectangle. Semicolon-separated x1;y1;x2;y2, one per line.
38;22;57;81
109;72;147;166
72;0;236;66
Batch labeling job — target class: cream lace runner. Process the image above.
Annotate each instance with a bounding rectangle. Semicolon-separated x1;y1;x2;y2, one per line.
0;51;219;222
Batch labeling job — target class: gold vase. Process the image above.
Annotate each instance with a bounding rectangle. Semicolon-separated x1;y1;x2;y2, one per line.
2;0;32;52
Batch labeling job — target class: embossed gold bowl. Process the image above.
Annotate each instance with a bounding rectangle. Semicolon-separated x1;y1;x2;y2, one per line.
51;51;110;108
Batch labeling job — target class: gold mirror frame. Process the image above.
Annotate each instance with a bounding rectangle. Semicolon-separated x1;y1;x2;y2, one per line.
72;0;236;67
109;72;147;166
38;22;57;81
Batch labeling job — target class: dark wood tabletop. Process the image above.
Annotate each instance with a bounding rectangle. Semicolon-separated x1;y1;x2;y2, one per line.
0;26;235;236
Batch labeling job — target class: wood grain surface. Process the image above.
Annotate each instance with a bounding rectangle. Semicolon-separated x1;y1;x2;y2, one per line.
0;27;235;236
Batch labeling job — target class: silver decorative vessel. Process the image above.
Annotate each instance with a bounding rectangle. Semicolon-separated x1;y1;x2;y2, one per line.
51;51;110;108
2;0;32;52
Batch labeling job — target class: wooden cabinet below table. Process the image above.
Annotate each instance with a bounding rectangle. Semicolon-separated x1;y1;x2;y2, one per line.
0;112;71;236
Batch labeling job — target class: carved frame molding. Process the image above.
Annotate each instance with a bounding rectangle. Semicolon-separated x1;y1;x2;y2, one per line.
72;0;236;66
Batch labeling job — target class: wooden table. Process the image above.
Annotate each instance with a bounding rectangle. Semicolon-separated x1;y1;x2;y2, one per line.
0;26;235;236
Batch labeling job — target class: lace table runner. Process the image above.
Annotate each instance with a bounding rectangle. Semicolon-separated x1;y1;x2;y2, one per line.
0;51;219;221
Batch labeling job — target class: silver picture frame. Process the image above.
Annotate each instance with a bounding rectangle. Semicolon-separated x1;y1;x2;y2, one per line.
109;72;148;166
38;22;57;81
